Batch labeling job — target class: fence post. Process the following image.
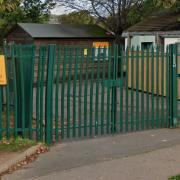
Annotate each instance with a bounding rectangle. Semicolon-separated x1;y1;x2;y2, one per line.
170;44;178;127
111;45;118;133
45;45;56;144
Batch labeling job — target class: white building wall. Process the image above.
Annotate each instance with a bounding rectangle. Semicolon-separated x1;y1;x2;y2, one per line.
125;35;156;49
164;38;180;50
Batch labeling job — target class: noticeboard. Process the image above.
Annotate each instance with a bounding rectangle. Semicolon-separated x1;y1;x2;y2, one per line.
0;55;7;85
93;42;109;48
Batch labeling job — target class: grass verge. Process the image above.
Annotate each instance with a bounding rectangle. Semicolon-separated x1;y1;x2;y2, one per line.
169;175;180;180
0;137;36;152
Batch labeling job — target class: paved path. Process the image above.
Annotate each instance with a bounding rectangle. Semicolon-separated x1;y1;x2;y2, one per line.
2;129;180;180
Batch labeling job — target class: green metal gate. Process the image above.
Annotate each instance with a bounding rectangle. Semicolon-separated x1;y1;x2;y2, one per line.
0;43;179;144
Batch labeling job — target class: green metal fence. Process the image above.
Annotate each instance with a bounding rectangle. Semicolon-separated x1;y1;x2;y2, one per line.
0;44;179;144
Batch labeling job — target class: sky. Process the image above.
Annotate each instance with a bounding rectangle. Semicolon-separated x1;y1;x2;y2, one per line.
40;0;67;15
51;6;66;15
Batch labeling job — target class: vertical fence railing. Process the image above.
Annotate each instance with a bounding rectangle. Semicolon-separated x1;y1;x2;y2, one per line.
1;44;179;144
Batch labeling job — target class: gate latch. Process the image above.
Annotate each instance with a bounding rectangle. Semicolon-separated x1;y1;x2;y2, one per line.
103;79;123;88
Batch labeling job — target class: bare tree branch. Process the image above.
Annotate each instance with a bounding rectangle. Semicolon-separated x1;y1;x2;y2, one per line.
55;0;146;41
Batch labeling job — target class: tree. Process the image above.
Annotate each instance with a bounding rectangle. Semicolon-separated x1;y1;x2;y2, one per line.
154;0;176;8
22;0;56;23
127;0;161;27
56;0;180;41
56;0;156;41
58;10;95;25
0;0;21;12
0;0;56;43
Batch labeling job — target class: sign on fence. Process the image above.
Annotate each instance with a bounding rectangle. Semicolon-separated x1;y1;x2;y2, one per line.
0;55;7;85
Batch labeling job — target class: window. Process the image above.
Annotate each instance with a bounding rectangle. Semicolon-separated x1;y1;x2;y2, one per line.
141;42;153;50
93;42;109;60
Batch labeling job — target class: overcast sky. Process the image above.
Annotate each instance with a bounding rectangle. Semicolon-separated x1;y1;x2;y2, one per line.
51;6;64;15
51;5;72;15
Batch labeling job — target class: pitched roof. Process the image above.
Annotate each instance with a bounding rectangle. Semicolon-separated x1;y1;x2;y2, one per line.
123;11;180;36
17;23;113;38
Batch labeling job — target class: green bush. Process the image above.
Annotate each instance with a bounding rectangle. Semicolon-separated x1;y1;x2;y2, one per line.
169;175;180;180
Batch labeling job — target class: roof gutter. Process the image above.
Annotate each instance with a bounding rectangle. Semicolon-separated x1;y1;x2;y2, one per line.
122;31;180;37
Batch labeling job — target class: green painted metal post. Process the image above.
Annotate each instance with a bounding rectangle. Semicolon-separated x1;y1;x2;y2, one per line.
73;48;79;137
111;45;118;133
61;47;67;140
130;47;134;131
106;46;111;134
40;46;47;141
4;46;10;139
0;87;2;140
170;44;178;127
146;48;150;129
45;45;56;144
151;47;155;128
18;45;25;137
100;47;106;135
11;45;18;139
78;49;83;137
84;48;89;137
156;46;159;128
55;47;61;142
125;47;129;132
166;46;170;127
36;47;42;141
67;47;73;138
89;48;95;136
161;47;165;127
135;47;139;130
95;47;100;135
120;46;124;132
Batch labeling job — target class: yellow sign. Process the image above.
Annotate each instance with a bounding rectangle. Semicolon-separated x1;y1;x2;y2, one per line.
93;42;109;48
0;55;7;85
84;49;88;56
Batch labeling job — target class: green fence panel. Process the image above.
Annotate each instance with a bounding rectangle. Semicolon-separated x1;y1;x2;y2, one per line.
1;43;179;143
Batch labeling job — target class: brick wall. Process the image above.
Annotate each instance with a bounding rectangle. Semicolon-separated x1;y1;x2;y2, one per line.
34;38;113;47
7;26;33;44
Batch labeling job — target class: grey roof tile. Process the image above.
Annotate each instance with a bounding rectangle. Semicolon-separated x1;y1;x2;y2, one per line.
18;23;113;38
